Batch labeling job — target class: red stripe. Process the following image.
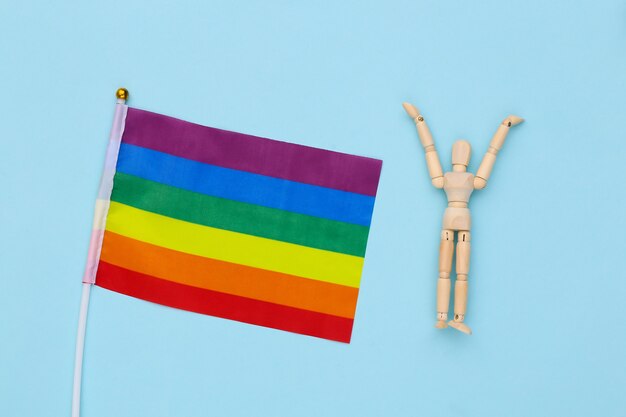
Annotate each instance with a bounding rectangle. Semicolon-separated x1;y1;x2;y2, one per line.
96;261;354;343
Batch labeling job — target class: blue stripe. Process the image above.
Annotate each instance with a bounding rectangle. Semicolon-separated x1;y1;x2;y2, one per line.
115;144;375;226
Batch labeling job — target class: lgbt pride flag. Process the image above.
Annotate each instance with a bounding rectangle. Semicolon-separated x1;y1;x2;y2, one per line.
83;102;382;343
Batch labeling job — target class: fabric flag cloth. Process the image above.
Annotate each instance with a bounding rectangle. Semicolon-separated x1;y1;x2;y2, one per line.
83;104;382;343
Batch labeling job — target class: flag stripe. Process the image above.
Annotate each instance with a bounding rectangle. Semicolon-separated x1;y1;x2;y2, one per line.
122;107;382;197
100;231;360;319
96;261;354;343
116;143;375;227
105;201;364;287
111;172;369;257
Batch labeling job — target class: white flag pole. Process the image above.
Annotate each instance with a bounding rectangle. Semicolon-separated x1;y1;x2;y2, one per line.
71;283;92;417
71;88;129;417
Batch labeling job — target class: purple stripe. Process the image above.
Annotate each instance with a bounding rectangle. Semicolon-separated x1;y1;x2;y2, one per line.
122;108;383;196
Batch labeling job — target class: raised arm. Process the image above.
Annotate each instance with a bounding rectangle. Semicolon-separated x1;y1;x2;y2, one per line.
402;102;444;188
473;115;524;189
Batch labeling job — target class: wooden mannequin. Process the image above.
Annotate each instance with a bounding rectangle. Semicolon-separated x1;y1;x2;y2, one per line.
403;102;523;334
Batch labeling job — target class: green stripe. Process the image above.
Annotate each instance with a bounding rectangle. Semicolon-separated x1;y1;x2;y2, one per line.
110;172;370;257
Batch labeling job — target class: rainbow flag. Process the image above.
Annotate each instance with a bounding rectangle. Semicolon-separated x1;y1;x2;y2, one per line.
83;105;382;343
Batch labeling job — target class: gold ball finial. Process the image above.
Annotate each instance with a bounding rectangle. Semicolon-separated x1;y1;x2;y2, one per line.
116;88;129;101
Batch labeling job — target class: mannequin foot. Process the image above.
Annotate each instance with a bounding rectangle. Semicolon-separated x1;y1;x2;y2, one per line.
448;320;472;335
435;313;448;329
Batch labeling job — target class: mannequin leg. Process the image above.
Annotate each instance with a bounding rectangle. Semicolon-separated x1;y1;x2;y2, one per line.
449;230;472;334
436;229;454;328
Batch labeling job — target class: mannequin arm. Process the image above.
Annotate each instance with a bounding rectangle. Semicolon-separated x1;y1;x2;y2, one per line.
474;115;524;189
403;102;444;188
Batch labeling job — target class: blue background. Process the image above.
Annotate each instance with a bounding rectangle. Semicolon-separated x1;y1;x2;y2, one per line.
1;1;625;416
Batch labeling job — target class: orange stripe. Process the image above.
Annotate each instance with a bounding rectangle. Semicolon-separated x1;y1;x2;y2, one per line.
99;231;359;319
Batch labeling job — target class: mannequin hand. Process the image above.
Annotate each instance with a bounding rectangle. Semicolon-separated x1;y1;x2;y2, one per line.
402;102;421;120
504;115;524;127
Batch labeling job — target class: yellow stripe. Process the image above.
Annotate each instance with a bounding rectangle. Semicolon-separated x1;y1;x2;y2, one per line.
105;202;364;288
